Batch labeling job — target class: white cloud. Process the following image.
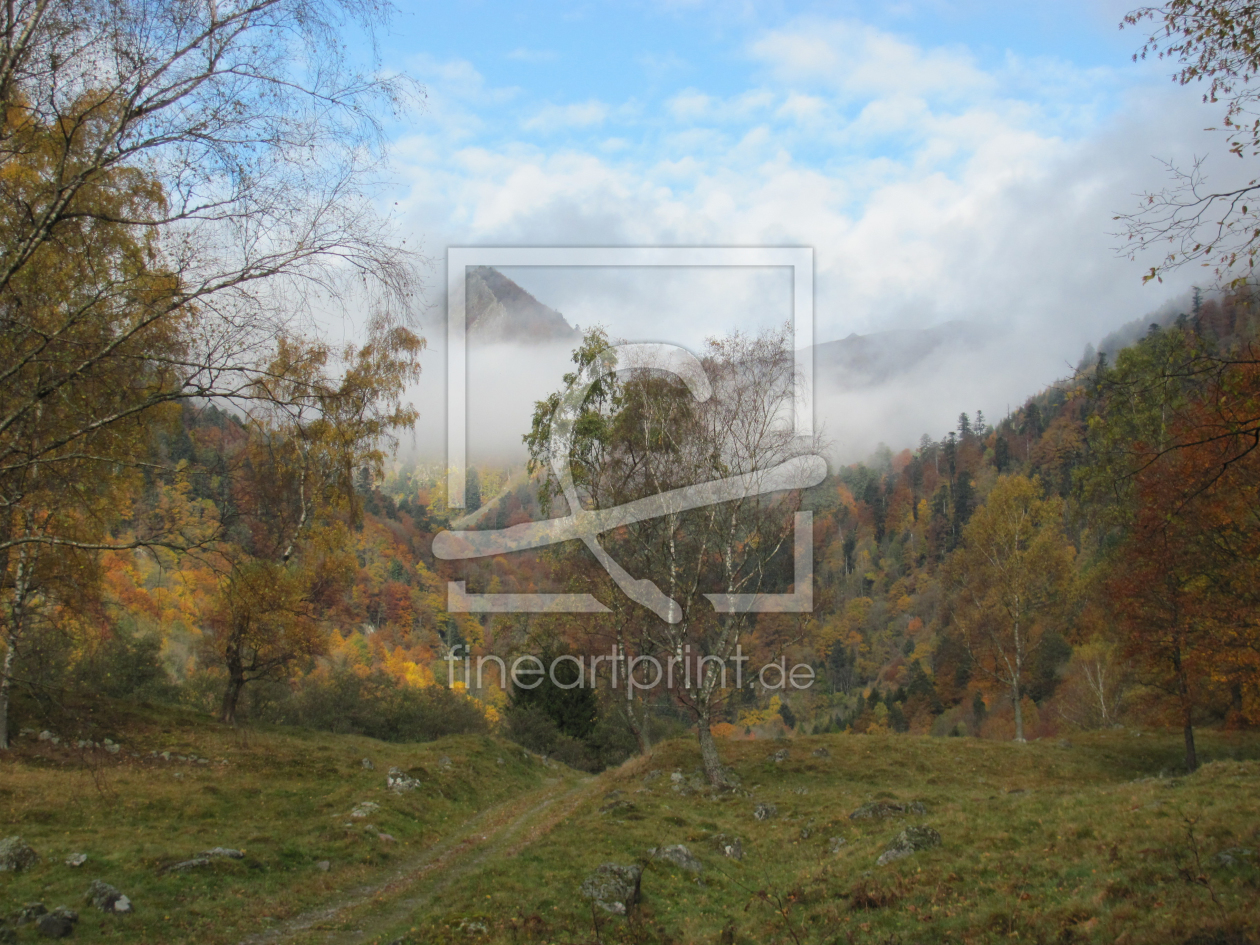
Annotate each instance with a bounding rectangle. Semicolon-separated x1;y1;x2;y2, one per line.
521;100;610;132
749;19;991;102
392;16;1225;461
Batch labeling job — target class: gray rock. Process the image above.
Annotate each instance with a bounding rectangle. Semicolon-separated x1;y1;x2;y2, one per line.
642;769;662;783
0;837;38;872
104;743;120;755
812;746;831;758
65;853;87;867
112;896;132;914
350;801;381;819
316;860;331;872
497;757;505;766
201;847;244;859
799;826;812;840
165;857;212;872
38;730;54;742
580;863;641;915
438;755;452;770
772;748;790;763
754;803;778;821
361;757;374;770
829;836;847;854
386;767;421;794
1215;847;1256;867
35;907;77;939
670;770;684;783
720;837;743;860
650;844;703;873
86;880;126;911
14;903;47;926
849;799;926;820
877;825;942;866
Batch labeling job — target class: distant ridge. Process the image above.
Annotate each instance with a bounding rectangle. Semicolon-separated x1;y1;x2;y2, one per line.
811;320;985;391
464;266;581;345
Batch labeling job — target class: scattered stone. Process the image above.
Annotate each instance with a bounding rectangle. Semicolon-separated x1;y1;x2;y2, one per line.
849;800;926;821
800;826;812;841
351;801;381;819
201;847;244;859
1057;739;1074;749
497;757;505;766
438;756;452;771
642;769;662;783
377;833;397;843
829;837;847;854
718;836;743;860
877;825;942;866
793;787;808;796
160;751;171;761
0;837;38;872
650;844;703;873
85;880;128;912
754;803;778;821
361;757;375;770
14;904;47;926
580;863;642;915
173;772;184;781
38;730;54;742
316;860;331;872
35;907;78;939
386;767;421;794
772;748;790;763
165;857;212;872
104;742;120;755
65;853;87;868
811;746;831;758
670;771;684;784
1215;847;1256;867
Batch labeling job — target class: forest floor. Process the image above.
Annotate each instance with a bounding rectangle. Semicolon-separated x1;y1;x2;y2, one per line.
2;707;1259;945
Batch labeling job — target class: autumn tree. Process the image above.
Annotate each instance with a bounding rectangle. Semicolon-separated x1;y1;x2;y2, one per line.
1086;322;1260;768
944;474;1076;742
0;0;420;747
212;331;422;724
525;326;822;785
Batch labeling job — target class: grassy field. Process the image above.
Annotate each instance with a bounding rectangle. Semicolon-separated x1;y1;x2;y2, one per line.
3;711;1259;945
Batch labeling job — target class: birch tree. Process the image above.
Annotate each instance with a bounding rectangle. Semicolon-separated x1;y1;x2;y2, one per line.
944;475;1076;742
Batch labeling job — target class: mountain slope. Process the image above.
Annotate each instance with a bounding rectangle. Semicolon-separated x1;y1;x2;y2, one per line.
464;267;581;345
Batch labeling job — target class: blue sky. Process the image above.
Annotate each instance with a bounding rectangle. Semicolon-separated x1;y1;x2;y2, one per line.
379;1;1238;458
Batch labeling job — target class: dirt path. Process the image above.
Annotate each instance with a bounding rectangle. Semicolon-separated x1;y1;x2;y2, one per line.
240;773;598;945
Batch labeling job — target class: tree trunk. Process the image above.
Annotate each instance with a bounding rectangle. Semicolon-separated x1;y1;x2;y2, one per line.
220;658;246;725
1012;678;1025;743
624;699;651;754
1175;649;1197;772
697;703;727;787
0;637;14;750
